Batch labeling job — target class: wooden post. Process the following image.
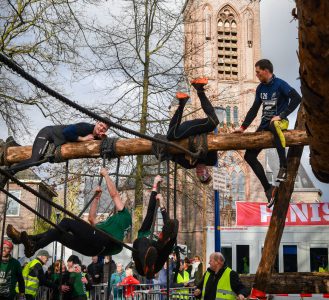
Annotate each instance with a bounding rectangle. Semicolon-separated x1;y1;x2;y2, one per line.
252;108;305;295
296;0;329;183
1;130;308;165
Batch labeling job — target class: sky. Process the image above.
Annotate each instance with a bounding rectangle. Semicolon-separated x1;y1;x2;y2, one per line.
1;0;328;201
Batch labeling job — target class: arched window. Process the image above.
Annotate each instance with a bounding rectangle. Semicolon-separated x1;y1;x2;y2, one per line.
217;6;238;81
226;106;231;125
233;106;238;126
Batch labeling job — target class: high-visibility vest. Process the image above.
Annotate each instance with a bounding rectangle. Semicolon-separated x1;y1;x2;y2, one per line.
201;268;236;300
175;271;189;299
16;259;42;297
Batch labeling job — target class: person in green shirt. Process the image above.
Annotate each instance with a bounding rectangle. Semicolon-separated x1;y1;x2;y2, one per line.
0;240;25;300
7;167;132;258
132;175;179;279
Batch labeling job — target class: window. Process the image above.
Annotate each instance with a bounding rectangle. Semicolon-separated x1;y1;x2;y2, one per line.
310;248;328;272
233;106;239;126
236;245;249;274
217;6;238;80
222;247;232;268
6;190;21;216
283;245;298;272
226;106;231;125
238;172;245;201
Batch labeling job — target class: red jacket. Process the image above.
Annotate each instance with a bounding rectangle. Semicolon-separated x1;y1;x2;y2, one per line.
118;275;140;297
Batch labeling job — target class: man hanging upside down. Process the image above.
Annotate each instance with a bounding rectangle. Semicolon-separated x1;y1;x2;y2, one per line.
7;167;132;258
167;78;219;184
0;121;109;188
132;175;179;279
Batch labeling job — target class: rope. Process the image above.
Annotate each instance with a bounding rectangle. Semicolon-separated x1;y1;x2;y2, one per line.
0;52;198;158
0;182;9;264
0;188;63;231
166;158;170;298
0;168;137;252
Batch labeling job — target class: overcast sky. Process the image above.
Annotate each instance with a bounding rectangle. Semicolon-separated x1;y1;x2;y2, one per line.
1;0;328;201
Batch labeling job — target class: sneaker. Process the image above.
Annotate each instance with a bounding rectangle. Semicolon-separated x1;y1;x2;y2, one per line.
21;231;36;258
144;246;158;279
176;92;190;101
6;224;22;244
266;185;278;209
156;219;179;250
191;77;208;90
276;167;287;182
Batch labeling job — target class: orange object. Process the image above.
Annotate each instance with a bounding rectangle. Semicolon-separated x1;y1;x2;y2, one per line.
191;77;208;85
250;287;267;299
176;92;190;100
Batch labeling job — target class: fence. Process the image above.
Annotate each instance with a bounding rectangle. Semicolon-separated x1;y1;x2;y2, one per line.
35;283;196;300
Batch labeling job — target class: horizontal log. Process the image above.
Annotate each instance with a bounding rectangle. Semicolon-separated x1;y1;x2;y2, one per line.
2;130;309;165
240;272;329;294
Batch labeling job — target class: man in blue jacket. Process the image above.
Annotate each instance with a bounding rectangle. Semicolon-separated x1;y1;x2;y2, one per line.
234;59;301;208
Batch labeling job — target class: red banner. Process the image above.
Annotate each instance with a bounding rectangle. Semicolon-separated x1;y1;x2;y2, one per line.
236;202;329;226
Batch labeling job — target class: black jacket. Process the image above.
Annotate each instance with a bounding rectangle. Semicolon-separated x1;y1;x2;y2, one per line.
196;266;249;300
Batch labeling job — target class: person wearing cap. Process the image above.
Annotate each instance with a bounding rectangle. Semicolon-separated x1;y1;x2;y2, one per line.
7;167;132;259
20;249;70;300
0;239;25;300
167;78;219;184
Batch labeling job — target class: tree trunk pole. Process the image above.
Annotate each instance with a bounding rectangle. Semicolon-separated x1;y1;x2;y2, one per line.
296;0;329;183
252;108;305;296
2;130;308;165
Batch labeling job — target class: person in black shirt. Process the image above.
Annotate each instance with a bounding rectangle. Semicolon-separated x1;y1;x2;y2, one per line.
87;256;103;285
0;121;109;188
194;252;248;300
167;78;219;184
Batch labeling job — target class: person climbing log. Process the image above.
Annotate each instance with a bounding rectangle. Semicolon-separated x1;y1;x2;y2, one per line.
167;78;219;184
234;59;301;208
0;121;109;188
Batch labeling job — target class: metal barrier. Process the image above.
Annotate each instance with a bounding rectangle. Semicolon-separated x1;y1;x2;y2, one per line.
35;283;196;300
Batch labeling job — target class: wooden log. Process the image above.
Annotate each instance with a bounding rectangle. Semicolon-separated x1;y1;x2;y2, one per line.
252;108;305;294
297;0;329;182
2;130;308;165
241;272;329;294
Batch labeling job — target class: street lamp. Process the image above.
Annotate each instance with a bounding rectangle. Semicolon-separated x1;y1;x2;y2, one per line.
213;106;225;252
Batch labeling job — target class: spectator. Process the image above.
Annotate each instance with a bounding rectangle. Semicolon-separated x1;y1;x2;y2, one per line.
158;262;173;288
21;249;70;300
183;258;192;277
172;260;190;299
88;256;103;285
118;268;140;299
191;256;203;286
194;252;248;300
103;256;116;284
67;255;88;300
110;263;125;300
0;240;25;300
50;260;66;300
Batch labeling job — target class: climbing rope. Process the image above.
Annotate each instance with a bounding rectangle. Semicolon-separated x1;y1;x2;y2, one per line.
0;182;9;264
0;168;137;252
0;52;199;159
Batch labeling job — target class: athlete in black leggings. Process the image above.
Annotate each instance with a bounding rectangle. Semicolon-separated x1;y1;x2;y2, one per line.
0;122;109;188
167;78;219;184
7;168;132;257
132;175;179;279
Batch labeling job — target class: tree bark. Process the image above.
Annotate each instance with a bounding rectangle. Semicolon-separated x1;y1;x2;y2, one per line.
241;272;329;294
297;0;329;182
252;108;305;293
1;130;308;165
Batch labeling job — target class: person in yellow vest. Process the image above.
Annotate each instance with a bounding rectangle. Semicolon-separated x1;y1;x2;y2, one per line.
19;249;70;300
172;260;190;299
194;253;248;300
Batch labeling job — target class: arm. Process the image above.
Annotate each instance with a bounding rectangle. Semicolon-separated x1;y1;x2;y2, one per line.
194;272;205;298
100;167;124;211
240;94;262;130
88;186;102;226
279;89;302;119
230;271;249;298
